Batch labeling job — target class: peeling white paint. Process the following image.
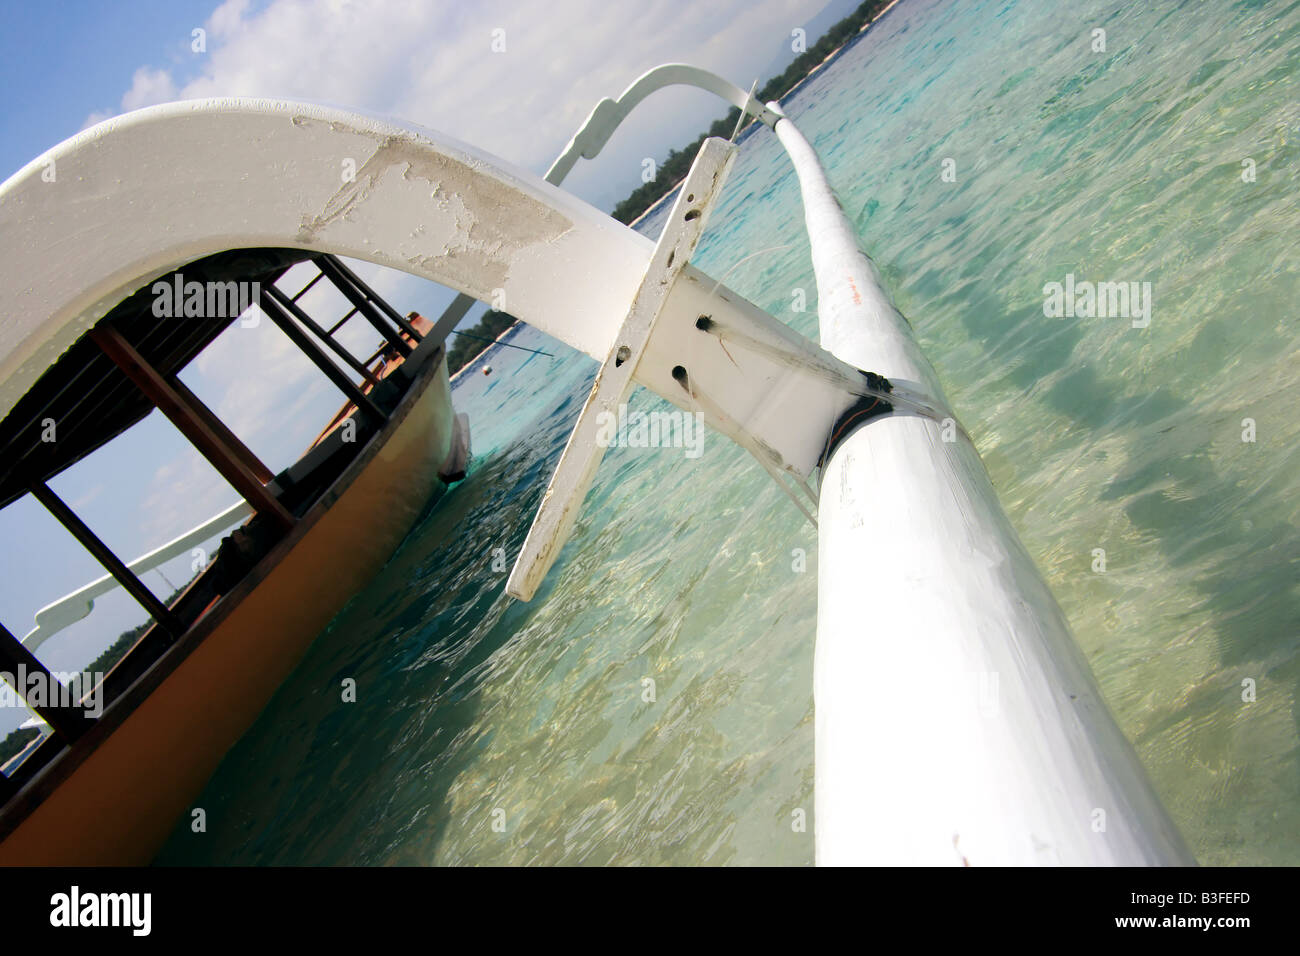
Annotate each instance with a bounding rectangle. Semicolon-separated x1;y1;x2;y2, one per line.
0;99;648;421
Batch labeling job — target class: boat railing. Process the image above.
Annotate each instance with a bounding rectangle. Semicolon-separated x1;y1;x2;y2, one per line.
21;500;254;653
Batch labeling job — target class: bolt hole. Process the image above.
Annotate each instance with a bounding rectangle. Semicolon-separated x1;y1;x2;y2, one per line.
684;209;701;221
666;250;675;268
686;193;695;202
615;345;631;367
695;315;712;330
671;365;687;382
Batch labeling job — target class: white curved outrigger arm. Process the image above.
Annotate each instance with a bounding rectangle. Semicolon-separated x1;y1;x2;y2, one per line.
545;63;782;183
0;97;865;596
21;501;253;651
0;99;647;417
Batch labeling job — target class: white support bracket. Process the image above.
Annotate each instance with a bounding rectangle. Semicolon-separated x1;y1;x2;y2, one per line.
506;137;917;601
506;138;737;601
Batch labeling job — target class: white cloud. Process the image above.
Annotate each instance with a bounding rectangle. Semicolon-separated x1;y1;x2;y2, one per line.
207;0;252;39
120;66;180;112
95;0;826;206
187;304;338;457
138;443;240;544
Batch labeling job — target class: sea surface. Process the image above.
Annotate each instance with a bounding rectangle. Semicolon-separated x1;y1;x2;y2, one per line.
156;0;1300;865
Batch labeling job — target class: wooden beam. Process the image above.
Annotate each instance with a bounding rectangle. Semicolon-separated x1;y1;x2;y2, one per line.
290;269;325;303
89;324;295;533
264;286;384;388
168;376;275;484
314;256;413;357
259;292;388;425
0;621;95;742
327;257;425;342
327;306;359;337
28;480;185;639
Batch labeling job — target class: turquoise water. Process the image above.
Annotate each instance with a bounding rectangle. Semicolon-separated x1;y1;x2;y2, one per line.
156;0;1300;865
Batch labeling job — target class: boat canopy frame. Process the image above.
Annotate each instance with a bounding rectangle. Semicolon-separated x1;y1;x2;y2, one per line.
0;244;433;800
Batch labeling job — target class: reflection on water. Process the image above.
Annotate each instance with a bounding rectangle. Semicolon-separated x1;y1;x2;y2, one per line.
158;0;1299;865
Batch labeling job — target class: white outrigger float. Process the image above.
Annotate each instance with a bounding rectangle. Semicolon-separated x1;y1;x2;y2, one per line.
0;63;1193;865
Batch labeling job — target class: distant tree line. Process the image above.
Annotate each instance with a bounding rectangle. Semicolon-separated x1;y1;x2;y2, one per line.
0;725;40;767
611;0;895;225
82;577;192;679
85;619;152;678
447;309;521;375
0;578;193;772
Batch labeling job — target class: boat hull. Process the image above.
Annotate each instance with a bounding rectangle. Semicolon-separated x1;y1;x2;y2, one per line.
0;352;457;866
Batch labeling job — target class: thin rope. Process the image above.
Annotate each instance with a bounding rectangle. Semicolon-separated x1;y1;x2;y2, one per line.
704;244;797;300
680;375;817;528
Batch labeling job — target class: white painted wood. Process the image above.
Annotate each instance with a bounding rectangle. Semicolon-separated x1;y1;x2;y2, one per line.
546;63;781;183
0;100;858;483
426;64;780;367
0;99;655;423
506;139;735;601
774;116;1193;865
635;265;865;478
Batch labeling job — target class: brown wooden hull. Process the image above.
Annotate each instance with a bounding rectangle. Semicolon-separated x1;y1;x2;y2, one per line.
0;352;456;865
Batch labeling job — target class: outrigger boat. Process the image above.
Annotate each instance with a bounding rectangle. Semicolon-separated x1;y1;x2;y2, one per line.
0;249;468;865
0;63;1193;865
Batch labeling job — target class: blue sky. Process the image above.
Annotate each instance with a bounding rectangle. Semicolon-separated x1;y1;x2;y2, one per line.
0;0;856;734
0;1;217;178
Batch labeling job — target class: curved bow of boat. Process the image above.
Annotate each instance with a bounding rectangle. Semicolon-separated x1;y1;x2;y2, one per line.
0;99;652;423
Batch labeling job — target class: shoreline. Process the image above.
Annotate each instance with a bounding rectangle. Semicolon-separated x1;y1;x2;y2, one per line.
447;320;520;385
779;0;903;101
623;0;906;233
447;0;908;381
